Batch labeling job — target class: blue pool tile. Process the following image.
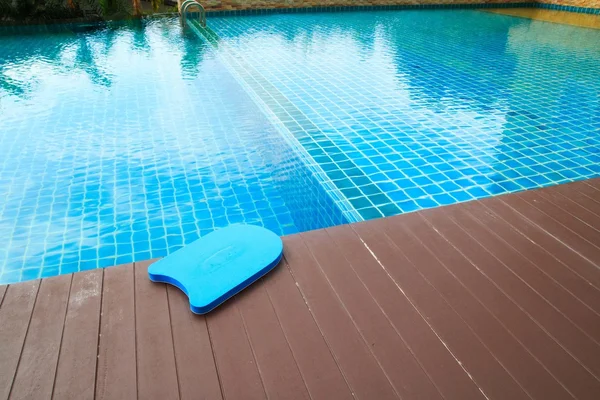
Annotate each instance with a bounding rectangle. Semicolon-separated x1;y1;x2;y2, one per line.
395;178;417;189
450;191;475;202
370;194;391;206
467;187;491;199
0;270;22;284
2;10;600;284
432;193;456;206
406;187;427;199
379;203;401;217
388;190;410;202
376;182;399;192
486;184;508;195
498;181;522;192
422;184;444;196
360;184;382;195
530;175;552;185
359;207;383;219
61;263;80;275
416;197;439;209
396;200;420;213
341;188;363;198
350;197;373;209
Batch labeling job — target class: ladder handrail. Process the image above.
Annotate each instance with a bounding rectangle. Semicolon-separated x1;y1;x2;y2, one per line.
180;0;206;28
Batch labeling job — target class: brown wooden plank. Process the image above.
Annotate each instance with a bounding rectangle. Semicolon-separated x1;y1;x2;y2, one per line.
283;234;399;400
518;190;600;250
10;274;72;399
500;195;600;267
236;274;311;400
576;182;600;205
400;209;570;399
206;297;267;400
584;179;600;193
466;198;600;315
0;285;6;306
167;285;223;400
481;199;600;341
481;197;600;291
53;269;103;400
263;259;354;400
422;204;600;399
554;181;600;213
301;229;443;400
326;224;485;400
412;209;600;399
448;202;600;379
346;221;493;399
543;185;600;224
0;280;40;400
134;259;179;400
95;264;137;400
365;218;529;400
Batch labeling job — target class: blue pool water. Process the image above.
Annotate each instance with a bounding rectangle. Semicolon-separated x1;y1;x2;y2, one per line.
1;10;599;283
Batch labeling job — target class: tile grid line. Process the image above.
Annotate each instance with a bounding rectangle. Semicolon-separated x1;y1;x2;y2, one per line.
205;11;600;218
188;21;363;222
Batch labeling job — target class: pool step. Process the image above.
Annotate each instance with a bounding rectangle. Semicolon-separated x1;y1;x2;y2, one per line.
188;20;399;222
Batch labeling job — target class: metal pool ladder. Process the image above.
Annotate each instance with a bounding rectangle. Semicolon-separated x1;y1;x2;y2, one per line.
180;0;206;27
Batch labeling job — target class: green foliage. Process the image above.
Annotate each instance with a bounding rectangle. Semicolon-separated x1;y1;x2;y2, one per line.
0;0;170;23
0;0;84;21
151;0;163;12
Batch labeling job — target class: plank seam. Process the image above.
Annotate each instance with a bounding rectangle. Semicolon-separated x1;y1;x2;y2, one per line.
414;213;575;398
50;273;75;399
517;194;600;252
583;181;600;194
93;268;106;400
539;191;600;232
0;285;7;308
479;199;600;292
448;208;600;382
352;224;490;400
497;197;599;268
235;298;270;399
470;204;600;346
165;285;183;400
205;314;227;400
324;227;445;399
578;189;600;207
7;279;42;400
279;256;355;397
382;220;525;398
133;264;140;400
261;277;314;400
421;210;596;394
298;233;402;399
477;198;600;318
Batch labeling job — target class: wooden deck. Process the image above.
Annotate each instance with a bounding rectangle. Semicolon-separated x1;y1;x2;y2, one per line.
1;178;600;400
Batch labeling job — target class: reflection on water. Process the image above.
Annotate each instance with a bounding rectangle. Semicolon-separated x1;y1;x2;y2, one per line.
1;10;599;283
207;10;600;219
0;17;346;283
486;7;600;30
0;20;206;102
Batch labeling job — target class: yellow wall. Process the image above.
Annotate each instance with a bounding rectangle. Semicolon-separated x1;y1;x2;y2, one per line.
200;0;527;11
540;0;599;9
196;0;599;14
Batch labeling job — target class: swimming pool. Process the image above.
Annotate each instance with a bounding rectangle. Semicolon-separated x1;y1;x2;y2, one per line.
1;10;599;283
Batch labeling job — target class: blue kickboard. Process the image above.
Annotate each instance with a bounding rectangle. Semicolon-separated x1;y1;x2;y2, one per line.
148;224;283;314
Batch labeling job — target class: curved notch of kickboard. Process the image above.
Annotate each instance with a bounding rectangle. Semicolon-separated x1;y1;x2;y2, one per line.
149;253;283;314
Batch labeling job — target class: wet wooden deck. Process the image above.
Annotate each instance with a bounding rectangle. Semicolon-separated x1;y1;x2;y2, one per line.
1;178;600;400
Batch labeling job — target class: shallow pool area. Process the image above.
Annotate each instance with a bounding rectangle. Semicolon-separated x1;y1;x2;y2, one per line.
0;9;599;283
0;18;347;283
202;9;600;219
